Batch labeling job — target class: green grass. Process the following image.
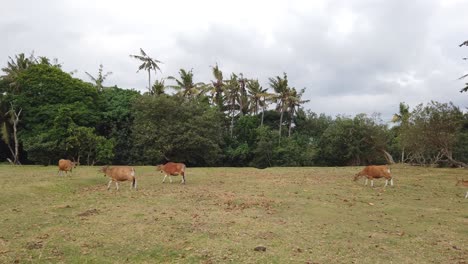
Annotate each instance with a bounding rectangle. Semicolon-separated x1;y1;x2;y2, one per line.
0;165;466;263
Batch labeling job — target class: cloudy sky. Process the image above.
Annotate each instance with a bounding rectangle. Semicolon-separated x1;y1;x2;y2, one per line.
1;0;467;121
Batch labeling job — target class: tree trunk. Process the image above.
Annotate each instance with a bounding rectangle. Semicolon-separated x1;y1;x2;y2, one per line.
261;106;265;126
148;69;151;92
278;104;284;143
381;149;395;164
230;98;235;138
444;149;468;168
11;107;22;165
288;108;294;137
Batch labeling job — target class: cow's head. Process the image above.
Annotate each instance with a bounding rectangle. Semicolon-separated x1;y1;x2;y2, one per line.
353;171;363;181
155;165;163;173
100;165;109;176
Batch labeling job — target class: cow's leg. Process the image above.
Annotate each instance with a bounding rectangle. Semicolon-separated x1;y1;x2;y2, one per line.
371;180;374;187
107;180;113;190
162;174;167;183
169;175;173;184
390;178;394;186
115;182;119;191
365;179;368;185
181;173;185;184
465;191;468;199
385;179;388;187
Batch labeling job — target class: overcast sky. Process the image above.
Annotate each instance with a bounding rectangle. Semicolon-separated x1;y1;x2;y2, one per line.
1;0;467;121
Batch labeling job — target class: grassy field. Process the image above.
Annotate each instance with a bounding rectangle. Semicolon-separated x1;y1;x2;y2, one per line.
0;164;466;263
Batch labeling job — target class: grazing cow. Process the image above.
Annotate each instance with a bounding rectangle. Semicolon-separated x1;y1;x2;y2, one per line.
455;178;468;199
100;165;137;190
354;165;393;187
58;159;77;176
156;162;186;184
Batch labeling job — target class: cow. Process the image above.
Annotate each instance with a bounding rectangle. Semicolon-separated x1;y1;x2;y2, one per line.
156;162;186;184
58;159;77;176
353;165;393;187
455;178;468;199
100;165;137;191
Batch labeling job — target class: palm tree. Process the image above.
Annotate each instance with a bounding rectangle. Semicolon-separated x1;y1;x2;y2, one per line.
285;87;310;137
392;102;411;162
208;63;225;108
149;79;166;96
1;53;35;93
129;48;162;91
247;79;271;126
225;73;240;137
237;73;249;116
85;64;112;92
167;69;205;99
269;73;290;142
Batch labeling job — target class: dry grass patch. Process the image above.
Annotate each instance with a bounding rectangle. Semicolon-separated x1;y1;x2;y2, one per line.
0;164;466;263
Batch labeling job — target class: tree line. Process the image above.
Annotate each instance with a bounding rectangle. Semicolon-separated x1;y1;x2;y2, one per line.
0;50;467;168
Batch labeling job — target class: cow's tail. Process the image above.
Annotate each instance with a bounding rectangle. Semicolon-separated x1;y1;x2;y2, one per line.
182;164;186;184
131;168;137;189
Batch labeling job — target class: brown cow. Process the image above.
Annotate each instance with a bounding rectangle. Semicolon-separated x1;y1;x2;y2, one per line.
354;165;393;187
455;178;468;199
58;159;77;176
156;162;186;184
100;165;137;190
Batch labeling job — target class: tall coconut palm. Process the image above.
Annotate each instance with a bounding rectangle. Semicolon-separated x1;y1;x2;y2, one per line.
392;102;411;162
208;63;225;108
149;78;166;96
167;69;205;99
269;73;290;142
285;87;309;137
1;53;35;93
247;79;271;126
237;73;249;116
129;48;162;91
85;64;112;92
225;73;240;137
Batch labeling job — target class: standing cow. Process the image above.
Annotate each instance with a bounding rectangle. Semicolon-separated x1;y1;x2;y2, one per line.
58;159;77;176
354;165;394;187
156;162;186;184
100;165;137;191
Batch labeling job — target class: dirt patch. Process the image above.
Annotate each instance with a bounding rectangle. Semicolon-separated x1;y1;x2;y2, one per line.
77;209;100;217
26;241;43;250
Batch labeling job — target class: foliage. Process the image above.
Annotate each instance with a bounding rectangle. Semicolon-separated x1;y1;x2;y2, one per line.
131;95;223;166
400;101;465;166
1;53;467;167
318;114;389;166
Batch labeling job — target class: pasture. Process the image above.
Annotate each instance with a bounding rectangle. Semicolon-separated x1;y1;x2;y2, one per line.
0;165;466;263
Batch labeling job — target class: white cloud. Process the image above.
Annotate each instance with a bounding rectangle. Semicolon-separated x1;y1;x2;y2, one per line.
1;0;467;121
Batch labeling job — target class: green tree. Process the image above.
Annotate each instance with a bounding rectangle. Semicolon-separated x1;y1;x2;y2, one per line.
167;69;205;99
318;114;390;166
285;87;309;137
391;102;410;162
208;63;225;108
13;63;101;164
85;64;112;92
247;79;272;126
97;87;140;164
147;79;166;96
225;73;241;137
401;101;466;167
131;95;223;166
269;73;290;142
1;53;35;93
130;48;162;92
